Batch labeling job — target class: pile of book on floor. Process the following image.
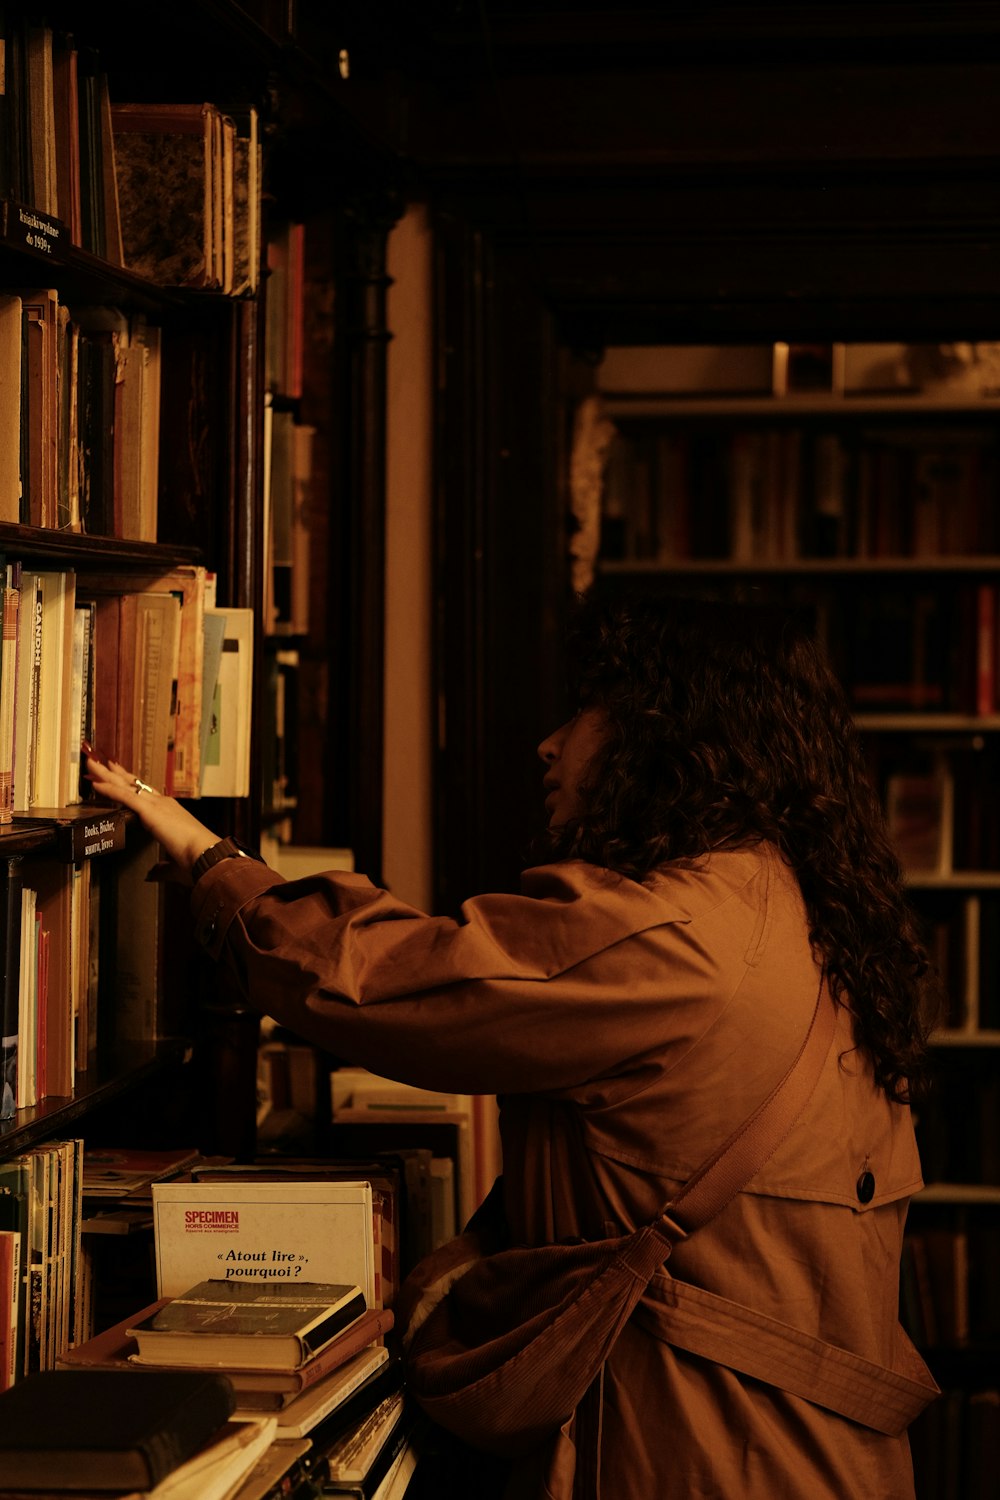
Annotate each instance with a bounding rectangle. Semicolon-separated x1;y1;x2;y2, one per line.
0;1276;421;1499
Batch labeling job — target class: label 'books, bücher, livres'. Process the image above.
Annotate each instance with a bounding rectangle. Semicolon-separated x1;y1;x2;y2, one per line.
0;1367;236;1489
127;1278;367;1371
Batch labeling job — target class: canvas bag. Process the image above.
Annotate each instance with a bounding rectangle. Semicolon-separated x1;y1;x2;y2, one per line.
399;972;909;1458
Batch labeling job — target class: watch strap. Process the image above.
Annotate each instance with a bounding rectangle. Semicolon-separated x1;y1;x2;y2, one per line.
191;836;262;884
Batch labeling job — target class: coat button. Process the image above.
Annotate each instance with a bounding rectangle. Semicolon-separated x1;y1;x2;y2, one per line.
856;1169;876;1203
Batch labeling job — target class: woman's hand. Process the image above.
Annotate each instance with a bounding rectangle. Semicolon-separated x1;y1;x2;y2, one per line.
83;750;221;885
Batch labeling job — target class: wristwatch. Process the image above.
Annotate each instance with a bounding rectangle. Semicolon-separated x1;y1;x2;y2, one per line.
191;836;264;884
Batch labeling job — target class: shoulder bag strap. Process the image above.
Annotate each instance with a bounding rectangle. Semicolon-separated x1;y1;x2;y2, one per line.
656;968;836;1246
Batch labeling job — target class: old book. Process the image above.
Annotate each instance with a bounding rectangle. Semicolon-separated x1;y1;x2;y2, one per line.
886;766;953;877
59;1297;392;1410
373;1435;420;1500
16;287;59;527
98;70;123;267
82;1145;201;1199
140;1415;275;1500
0;860;24;1119
31;569;77;808
215;1436;309;1500
267;1344;389;1435
111;102;219;289
320;1386;401;1482
24;24;56;218
0;1226;21;1391
230;106;260;296
0;295;22;523
75;321;117;535
12;570;43;812
132;590;181;793
57;1297;168;1371
15;885;37;1111
0;1367;236;1490
75;45;104;258
319;1390;408;1495
127;1279;367;1371
0;1156;29;1375
109;316;160;542
81;567;206;797
231;1306;395;1407
4;1418;281;1500
112;833;162;1046
51;29;81;242
200;607;253;797
31;858;74;1097
0;563;21;822
922;1227;970;1346
306;1352;403;1452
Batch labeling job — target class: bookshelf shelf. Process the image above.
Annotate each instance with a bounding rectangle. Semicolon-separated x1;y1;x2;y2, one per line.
0;527;203;569
915;1183;1000;1205
931;1030;1000;1048
0;1038;190;1152
600;557;1000;576
0;203;197;315
602;394;1000;418
857;715;1000;732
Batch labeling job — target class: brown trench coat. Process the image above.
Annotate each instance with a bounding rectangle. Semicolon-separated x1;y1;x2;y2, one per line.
191;840;936;1499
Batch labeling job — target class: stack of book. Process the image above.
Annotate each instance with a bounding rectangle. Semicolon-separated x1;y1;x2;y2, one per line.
56;1277;417;1498
0;1366;279;1499
0;1137;87;1387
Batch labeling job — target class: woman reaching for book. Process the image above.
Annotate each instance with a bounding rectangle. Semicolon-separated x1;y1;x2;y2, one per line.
84;592;939;1500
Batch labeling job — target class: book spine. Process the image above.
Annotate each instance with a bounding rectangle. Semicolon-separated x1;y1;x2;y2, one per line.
0;568;21;824
0;1227;21;1390
0;859;24;1120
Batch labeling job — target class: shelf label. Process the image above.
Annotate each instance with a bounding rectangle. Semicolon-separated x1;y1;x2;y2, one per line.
78;815;125;860
4;203;63;256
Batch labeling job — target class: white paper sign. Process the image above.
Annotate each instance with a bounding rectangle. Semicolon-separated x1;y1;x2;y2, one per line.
152;1181;377;1304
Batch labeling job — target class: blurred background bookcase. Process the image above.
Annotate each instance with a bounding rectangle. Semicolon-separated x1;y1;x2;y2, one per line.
577;337;1000;1498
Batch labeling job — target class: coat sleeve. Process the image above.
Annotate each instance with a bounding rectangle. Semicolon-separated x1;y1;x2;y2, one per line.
187;857;725;1096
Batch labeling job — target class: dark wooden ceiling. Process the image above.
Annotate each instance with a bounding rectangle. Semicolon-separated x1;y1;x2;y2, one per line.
283;2;1000;342
98;0;997;341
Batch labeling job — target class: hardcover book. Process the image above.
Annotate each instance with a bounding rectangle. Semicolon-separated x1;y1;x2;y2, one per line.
59;1297;394;1410
0;1225;21;1390
110;103;218;289
270;1344;389;1436
322;1390;405;1483
0;1367;236;1489
229;1305;395;1406
127;1278;367;1371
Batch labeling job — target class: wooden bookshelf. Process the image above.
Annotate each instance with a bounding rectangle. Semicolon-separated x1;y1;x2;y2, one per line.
0;1;403;1422
0;0;277;1378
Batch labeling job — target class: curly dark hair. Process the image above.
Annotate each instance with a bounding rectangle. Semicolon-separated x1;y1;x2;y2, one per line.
541;590;937;1103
